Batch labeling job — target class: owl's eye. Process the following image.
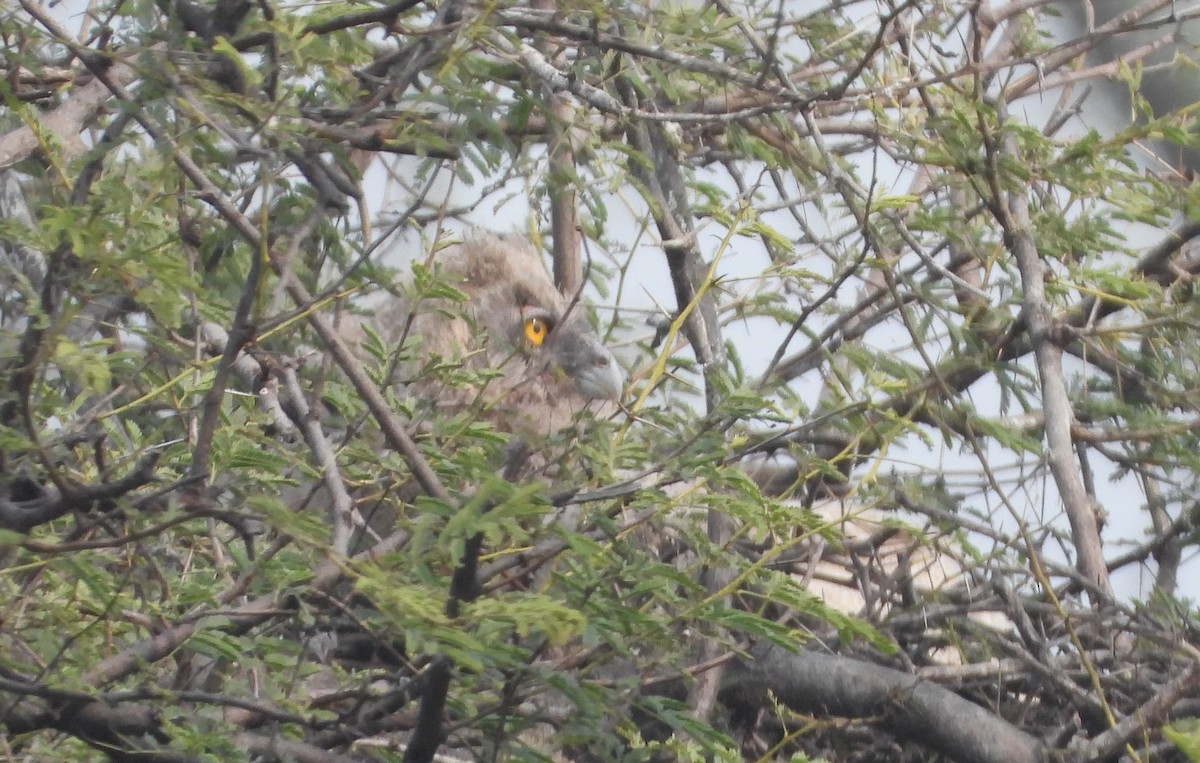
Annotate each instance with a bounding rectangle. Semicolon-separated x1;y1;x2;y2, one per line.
524;315;551;346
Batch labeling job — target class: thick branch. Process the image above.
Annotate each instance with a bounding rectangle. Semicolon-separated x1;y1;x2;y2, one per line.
0;452;159;533
994;108;1111;597
723;646;1045;763
529;0;582;296
0;56;144;170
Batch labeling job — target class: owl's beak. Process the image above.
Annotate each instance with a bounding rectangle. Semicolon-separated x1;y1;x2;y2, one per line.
553;325;624;402
572;345;624;401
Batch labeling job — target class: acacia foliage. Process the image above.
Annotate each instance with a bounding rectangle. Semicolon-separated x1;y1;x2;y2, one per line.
2;0;1200;761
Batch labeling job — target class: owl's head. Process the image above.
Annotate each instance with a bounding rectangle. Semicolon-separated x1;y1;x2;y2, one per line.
374;231;623;435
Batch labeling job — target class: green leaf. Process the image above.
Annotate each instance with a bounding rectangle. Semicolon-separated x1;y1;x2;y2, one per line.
1166;720;1200;762
52;337;112;390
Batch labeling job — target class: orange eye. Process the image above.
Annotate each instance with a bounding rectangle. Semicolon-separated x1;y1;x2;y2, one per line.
524;316;550;346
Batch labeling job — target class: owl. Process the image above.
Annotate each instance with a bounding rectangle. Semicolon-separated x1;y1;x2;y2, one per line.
366;231;623;435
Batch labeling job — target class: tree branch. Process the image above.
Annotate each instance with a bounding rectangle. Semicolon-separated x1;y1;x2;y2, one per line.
723;646;1045;763
990;98;1112;597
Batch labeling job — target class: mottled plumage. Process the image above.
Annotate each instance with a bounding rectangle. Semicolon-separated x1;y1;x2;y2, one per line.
368;231;622;434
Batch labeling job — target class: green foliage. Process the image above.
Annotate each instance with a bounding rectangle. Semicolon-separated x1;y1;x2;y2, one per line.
1167;720;1200;762
3;0;1200;761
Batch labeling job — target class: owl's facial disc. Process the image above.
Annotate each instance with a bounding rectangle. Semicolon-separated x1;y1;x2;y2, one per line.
519;305;623;402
